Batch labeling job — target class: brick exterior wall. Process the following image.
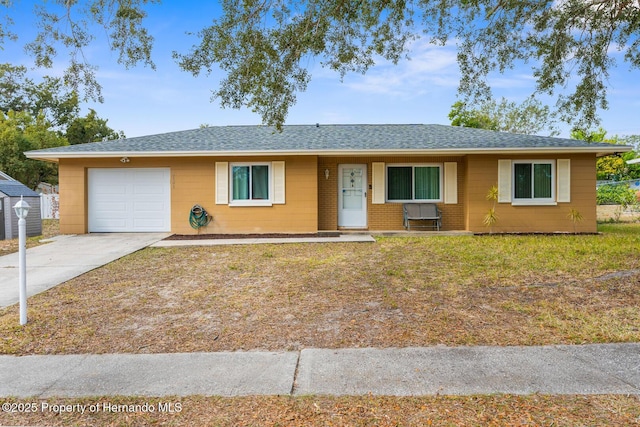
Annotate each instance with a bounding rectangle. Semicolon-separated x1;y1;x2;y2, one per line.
58;153;597;235
318;156;467;231
58;156;318;235
465;154;598;233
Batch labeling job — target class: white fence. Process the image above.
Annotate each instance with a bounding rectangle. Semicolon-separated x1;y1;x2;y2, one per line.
40;194;59;219
597;179;640;191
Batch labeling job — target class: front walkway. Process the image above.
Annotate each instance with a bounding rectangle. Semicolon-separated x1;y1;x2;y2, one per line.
152;234;375;247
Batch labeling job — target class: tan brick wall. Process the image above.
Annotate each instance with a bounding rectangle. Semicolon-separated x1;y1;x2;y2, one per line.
209;156;318;234
318;159;338;231
318;156;467;231
465;154;598;233
58;156;318;235
58;161;87;234
58;153;598;234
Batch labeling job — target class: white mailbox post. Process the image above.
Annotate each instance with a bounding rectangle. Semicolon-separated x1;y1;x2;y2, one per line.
13;196;30;325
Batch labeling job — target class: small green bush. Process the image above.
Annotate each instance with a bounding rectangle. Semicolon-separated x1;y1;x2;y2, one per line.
596;183;638;206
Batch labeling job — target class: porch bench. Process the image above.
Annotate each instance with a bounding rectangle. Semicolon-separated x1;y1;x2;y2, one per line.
403;203;442;231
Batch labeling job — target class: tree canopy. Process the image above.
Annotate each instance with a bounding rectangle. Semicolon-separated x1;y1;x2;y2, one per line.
0;63;123;142
571;128;640;181
66;109;125;145
0;63;123;187
0;111;66;188
448;98;558;136
0;64;79;129
2;1;640;130
448;101;498;131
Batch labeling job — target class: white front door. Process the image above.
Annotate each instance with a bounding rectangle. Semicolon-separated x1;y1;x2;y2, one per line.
338;164;367;228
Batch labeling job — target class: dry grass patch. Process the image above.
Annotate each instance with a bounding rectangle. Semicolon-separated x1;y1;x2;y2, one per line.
1;224;638;354
1;395;638;426
0;219;60;257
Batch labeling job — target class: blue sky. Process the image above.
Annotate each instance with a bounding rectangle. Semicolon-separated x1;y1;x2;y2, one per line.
4;1;640;139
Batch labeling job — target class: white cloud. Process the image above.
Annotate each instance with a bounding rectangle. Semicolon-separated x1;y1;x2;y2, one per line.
488;73;537;90
339;40;460;97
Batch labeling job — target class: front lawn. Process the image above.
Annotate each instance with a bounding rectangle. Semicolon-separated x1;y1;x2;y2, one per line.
1;223;638;355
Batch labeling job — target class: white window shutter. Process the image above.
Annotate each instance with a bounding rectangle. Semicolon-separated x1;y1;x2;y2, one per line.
272;161;286;204
444;162;458;204
215;162;229;205
497;159;512;203
557;159;571;203
371;162;385;204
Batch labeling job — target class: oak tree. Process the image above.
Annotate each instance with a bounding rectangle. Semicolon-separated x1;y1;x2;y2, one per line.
0;111;66;188
3;1;640;130
449;97;558;136
66;109;125;145
0;63;123;186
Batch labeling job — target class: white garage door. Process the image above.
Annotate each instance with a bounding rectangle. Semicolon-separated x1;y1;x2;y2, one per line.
88;168;171;232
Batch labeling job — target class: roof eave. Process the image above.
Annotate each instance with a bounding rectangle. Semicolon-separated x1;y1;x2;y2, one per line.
25;145;631;161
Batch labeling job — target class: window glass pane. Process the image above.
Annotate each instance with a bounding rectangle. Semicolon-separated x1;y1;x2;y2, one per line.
343;189;363;209
342;167;363;209
252;165;269;200
232;166;250;200
342;167;363;190
533;163;552;198
514;163;532;199
387;167;412;200
415;167;440;200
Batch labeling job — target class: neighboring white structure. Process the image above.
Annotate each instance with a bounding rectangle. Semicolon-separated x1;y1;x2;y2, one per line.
0;175;42;240
40;193;60;219
37;182;59;194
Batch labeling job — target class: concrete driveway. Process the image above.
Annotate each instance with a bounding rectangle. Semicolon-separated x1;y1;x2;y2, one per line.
0;233;168;308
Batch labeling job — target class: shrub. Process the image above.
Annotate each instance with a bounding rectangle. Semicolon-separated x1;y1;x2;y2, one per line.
596;183;638;206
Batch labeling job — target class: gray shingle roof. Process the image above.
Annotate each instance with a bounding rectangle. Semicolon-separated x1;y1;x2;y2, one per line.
0;181;40;197
25;124;628;158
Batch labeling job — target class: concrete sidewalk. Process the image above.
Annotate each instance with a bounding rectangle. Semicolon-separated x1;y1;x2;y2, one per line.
151;234;376;247
0;233;168;308
1;344;638;398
